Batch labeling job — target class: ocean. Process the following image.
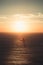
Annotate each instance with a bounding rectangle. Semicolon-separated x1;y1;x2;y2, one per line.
0;33;43;65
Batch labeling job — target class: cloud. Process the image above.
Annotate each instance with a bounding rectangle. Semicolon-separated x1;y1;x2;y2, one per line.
29;13;43;23
0;16;7;19
0;13;43;23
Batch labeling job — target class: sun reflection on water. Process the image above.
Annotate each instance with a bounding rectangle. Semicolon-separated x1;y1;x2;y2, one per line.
6;35;32;65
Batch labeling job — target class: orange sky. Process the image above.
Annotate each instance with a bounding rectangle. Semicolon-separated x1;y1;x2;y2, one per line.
0;14;43;33
0;0;43;33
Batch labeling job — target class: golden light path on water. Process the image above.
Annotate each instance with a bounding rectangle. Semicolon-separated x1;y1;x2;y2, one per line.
6;34;32;65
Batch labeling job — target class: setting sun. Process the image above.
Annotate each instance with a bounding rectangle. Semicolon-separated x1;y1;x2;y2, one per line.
9;14;31;33
15;21;25;32
11;20;27;33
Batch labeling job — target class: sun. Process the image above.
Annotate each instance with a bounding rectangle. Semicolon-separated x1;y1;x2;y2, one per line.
10;19;29;33
14;20;26;33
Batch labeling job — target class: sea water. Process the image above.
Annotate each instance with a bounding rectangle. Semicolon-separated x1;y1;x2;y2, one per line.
0;33;43;65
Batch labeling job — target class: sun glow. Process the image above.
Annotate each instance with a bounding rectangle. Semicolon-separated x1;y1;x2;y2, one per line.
14;20;26;33
10;14;31;33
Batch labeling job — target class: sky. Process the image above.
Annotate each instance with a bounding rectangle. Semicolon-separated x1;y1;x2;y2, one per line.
0;0;43;33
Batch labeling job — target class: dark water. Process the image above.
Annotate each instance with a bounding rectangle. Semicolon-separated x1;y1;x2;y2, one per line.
0;33;43;65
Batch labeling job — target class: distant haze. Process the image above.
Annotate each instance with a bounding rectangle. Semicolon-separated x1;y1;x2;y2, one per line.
0;0;43;33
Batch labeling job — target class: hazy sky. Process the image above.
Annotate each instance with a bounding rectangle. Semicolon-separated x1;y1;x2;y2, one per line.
0;0;43;33
0;0;43;15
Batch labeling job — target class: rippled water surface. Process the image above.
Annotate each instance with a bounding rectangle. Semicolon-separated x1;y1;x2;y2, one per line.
0;33;43;65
